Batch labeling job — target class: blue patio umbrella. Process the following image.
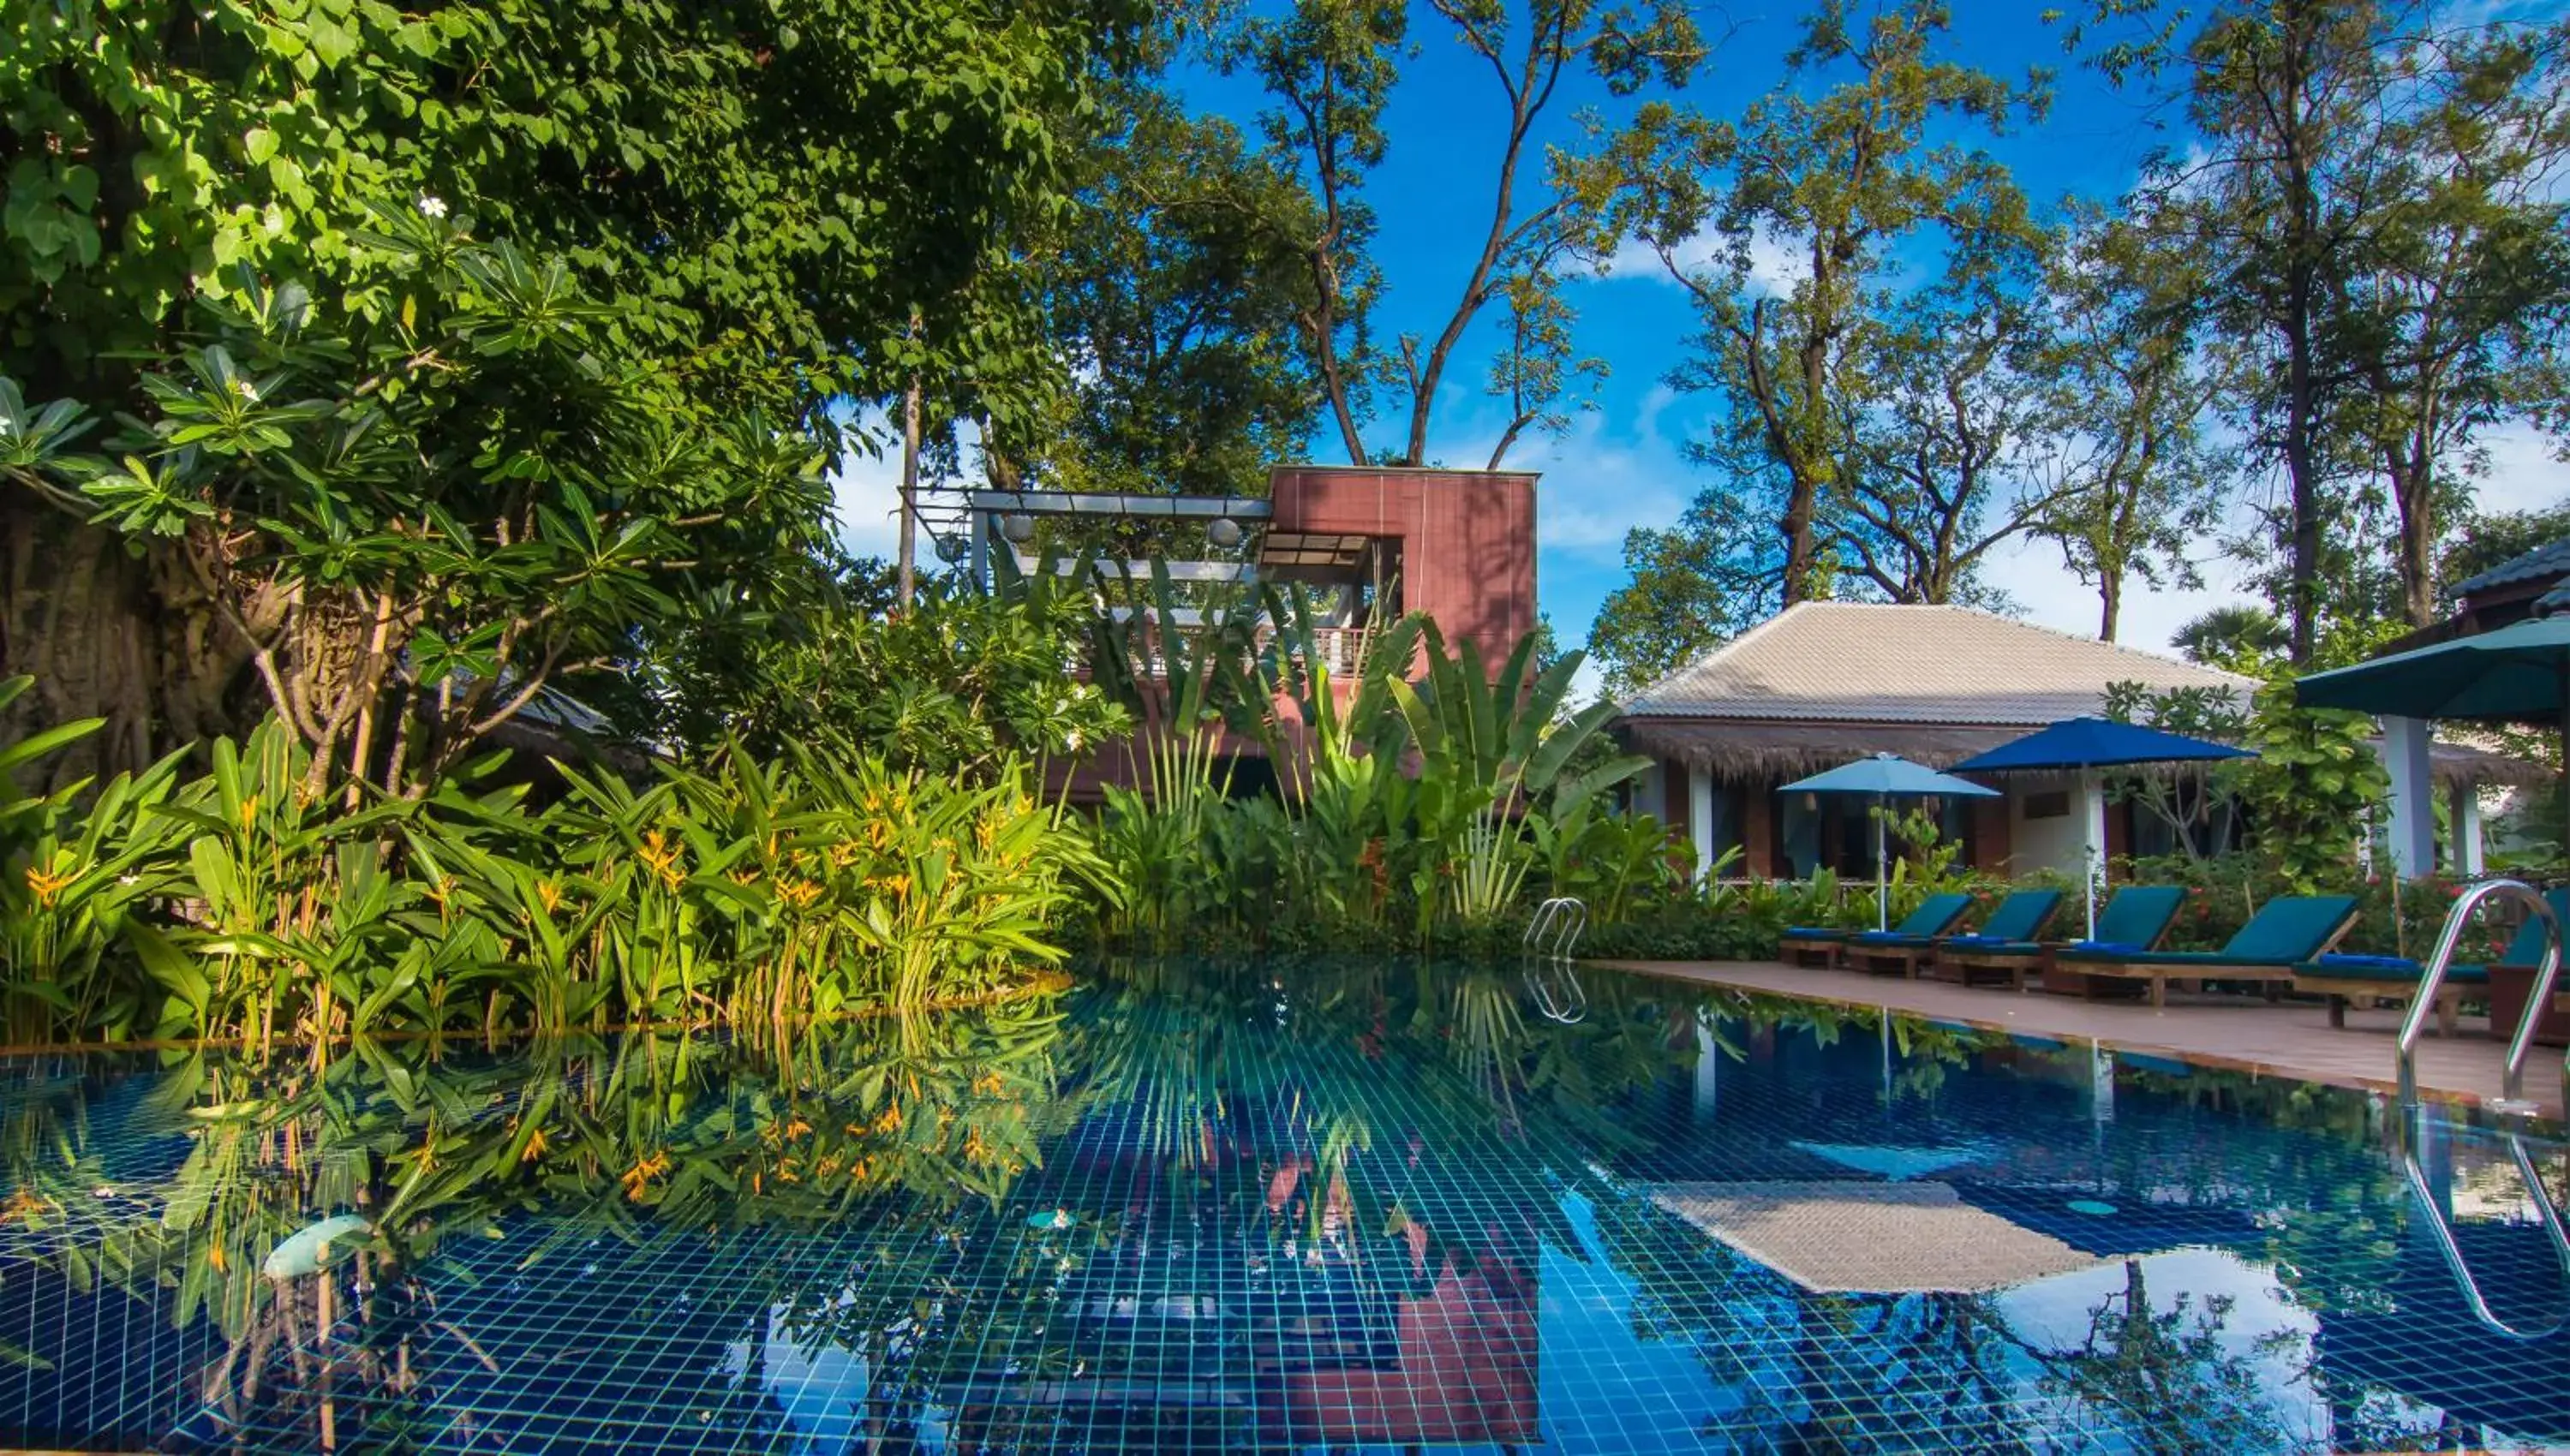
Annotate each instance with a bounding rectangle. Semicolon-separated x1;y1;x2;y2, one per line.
1779;754;1999;931
1951;718;2255;938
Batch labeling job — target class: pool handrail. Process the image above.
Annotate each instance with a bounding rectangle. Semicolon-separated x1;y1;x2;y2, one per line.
2398;878;2564;1108
2401;1131;2570;1341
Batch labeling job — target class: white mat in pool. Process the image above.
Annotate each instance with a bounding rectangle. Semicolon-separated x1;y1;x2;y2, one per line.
1648;1180;2102;1294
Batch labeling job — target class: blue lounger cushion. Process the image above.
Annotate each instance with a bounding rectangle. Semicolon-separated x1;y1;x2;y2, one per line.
1783;928;1850;941
2296;953;2489;986
2058;895;2359;968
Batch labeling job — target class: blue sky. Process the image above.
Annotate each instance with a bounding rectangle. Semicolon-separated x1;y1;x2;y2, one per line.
833;1;2570;672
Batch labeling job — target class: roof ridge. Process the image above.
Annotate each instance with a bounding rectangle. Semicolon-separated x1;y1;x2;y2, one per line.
1619;600;1814;711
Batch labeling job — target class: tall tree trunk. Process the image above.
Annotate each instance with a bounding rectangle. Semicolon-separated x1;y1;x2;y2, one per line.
898;373;922;614
2100;570;2122;642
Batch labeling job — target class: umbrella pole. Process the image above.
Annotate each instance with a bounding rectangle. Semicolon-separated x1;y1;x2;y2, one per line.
2084;770;2102;940
1876;797;1889;933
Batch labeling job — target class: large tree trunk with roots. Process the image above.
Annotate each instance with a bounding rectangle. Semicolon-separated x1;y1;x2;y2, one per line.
0;496;258;789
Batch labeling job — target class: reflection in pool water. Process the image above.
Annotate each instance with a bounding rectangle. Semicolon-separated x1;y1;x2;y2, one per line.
0;958;2564;1452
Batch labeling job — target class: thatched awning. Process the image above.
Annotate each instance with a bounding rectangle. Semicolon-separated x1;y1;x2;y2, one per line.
1617;719;2020;782
1621;715;2554;791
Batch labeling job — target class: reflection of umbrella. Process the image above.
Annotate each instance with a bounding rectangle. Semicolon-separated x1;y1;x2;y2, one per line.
1778;755;1999;931
2296;613;2570;844
1650;1180;2106;1294
1950;718;2253;939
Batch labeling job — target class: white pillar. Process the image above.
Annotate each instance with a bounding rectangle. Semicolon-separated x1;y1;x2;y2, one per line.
2451;779;2485;876
2382;715;2437;879
1693;1014;1720;1125
2082;773;2108;939
1689;771;1718;886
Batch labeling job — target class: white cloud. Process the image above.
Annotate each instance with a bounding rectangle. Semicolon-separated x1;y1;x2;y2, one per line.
826;406;984;567
2469;421;2570;515
1599;224;1807;297
1976;530;2256;656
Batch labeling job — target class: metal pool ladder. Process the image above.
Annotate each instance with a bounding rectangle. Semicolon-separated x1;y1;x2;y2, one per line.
1525;897;1589;1023
2401;1129;2570;1340
2396;878;2566;1111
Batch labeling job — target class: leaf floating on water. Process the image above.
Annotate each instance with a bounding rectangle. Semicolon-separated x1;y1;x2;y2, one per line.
262;1213;372;1279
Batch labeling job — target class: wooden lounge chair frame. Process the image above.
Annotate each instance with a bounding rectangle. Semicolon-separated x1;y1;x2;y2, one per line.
2290;966;2472;1037
2060;901;2361;1009
1939;888;2185;993
1854;892;2065;982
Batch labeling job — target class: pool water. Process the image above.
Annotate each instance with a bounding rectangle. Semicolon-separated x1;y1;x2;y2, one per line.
3;957;2567;1453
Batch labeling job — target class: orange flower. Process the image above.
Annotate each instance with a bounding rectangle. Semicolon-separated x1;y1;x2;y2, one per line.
535;879;563;914
620;1149;672;1201
637;830;683;890
871;1103;903;1134
972;1072;1003;1096
23;862;75;909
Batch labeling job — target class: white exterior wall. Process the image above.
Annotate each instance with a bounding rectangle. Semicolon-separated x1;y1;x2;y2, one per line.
2007;773;2094;880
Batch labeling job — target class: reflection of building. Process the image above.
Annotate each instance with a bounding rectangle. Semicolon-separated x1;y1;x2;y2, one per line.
1262;1243;1539;1447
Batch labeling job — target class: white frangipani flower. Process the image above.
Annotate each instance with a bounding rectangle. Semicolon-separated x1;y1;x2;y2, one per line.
417;194;448;218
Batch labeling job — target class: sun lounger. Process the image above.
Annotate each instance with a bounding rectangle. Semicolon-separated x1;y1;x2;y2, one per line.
2294;887;2570;1038
1779;892;1973;969
1936;886;2190;992
2054;894;2362;1008
1846;889;2064;981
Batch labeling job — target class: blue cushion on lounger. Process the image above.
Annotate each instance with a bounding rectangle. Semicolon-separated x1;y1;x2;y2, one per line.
1783;927;1850;941
1974;889;2065;944
1939;934;2034;952
2065;940;2144;955
2297;954;2489;985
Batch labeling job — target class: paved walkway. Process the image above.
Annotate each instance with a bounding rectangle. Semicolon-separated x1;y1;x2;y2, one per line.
1591;958;2570;1120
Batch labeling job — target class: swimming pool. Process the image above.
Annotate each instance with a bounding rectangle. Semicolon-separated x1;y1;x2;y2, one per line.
2;957;2564;1453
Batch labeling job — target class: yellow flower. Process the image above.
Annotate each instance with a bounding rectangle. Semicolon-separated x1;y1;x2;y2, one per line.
972;1072;1003;1096
535;879;563;914
827;840;862;868
519;1125;550;1163
776;879;823;910
964;1130;994;1167
637;829;684;890
620;1149;672;1201
237;796;260;832
871;1103;902;1134
23;862;75;910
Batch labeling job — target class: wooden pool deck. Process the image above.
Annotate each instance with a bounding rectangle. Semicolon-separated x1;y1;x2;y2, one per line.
1592;958;2570;1122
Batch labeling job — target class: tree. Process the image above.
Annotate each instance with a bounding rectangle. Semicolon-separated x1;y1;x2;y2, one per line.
2330;18;2570;628
2172;606;2288;673
1837;269;2064;607
1018;85;1326;498
2101;0;2570;656
0;0;1139;778
2442;501;2570;600
4;220;837;796
1224;0;1707;467
1564;0;2047;603
2032;206;2233;641
1586;487;1781;700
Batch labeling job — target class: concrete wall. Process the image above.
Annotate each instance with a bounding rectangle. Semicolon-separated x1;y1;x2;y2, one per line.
2006;773;2091;880
1269;465;1539;668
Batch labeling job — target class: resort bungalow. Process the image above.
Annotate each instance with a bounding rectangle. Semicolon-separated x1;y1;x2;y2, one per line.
1613;602;2527;884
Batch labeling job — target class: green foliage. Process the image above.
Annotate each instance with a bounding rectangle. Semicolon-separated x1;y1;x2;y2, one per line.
2231;680;2392;892
0;679;1095;1047
657;558;1132;783
3;0;1134;413
5;217;838;791
1090;610;1655;951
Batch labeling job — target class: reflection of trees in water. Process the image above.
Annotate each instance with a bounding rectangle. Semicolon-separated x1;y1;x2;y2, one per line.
7;959;2544;1453
2017;1259;2293;1455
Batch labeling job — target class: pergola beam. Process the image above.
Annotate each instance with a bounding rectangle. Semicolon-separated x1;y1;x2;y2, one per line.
966;490;1274;520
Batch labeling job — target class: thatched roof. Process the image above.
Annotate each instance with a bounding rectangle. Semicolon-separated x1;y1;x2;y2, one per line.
1619;719;2018;782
